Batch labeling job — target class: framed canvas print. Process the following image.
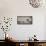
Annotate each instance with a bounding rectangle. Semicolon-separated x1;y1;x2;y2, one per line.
17;16;32;24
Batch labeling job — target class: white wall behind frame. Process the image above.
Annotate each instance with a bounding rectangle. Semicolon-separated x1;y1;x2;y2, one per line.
0;0;46;40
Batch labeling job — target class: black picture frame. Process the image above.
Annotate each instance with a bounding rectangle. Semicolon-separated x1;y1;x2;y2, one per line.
17;16;33;24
